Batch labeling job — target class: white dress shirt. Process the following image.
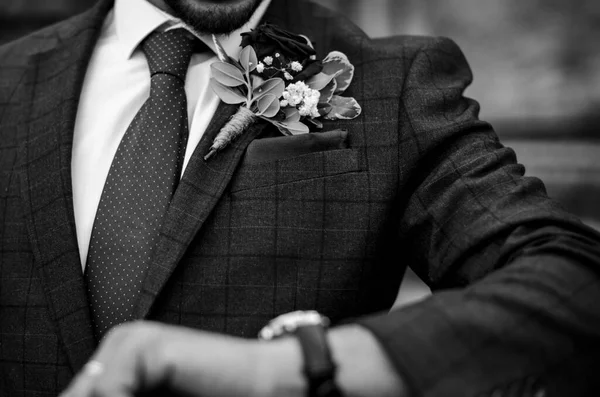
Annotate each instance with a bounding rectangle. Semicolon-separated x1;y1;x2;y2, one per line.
72;0;271;269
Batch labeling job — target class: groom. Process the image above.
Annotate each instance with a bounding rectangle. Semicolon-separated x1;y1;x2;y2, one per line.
1;0;599;396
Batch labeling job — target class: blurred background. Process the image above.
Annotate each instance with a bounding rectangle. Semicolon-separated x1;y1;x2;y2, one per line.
1;0;599;305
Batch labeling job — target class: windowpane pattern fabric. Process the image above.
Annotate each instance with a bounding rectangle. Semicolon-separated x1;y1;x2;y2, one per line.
1;1;600;396
84;29;195;340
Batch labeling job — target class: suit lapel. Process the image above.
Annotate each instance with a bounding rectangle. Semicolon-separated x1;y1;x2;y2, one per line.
18;0;114;371
134;103;268;319
132;0;338;320
14;0;335;365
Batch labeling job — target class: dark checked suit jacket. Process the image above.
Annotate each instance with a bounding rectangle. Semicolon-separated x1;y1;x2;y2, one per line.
2;0;600;396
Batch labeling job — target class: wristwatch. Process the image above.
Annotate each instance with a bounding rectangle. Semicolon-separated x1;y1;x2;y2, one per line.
259;310;343;397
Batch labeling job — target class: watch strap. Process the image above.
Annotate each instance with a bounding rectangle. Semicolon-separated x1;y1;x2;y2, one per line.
296;324;343;397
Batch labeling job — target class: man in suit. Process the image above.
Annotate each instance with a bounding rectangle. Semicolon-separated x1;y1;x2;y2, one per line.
1;0;599;396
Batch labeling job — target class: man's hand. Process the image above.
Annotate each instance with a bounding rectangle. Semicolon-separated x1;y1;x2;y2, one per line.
60;321;274;397
60;320;405;397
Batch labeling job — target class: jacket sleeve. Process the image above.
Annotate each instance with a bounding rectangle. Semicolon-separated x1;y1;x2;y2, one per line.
356;37;600;397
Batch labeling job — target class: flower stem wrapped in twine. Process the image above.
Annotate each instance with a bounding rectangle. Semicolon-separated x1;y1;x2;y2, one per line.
204;106;256;161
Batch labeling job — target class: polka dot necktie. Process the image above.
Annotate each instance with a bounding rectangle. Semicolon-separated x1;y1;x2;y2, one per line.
85;29;196;340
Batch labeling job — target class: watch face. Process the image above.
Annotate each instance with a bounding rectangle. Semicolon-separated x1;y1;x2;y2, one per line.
258;310;330;340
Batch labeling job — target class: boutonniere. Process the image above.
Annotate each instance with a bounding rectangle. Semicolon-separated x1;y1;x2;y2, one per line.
204;23;361;160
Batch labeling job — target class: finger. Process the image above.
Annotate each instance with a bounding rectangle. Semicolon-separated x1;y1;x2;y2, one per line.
60;360;106;397
61;322;157;397
61;358;137;397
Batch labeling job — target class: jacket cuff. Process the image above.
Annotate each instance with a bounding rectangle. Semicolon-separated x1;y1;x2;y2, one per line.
354;290;546;397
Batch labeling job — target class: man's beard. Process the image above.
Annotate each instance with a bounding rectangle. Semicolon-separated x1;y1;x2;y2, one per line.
162;0;265;35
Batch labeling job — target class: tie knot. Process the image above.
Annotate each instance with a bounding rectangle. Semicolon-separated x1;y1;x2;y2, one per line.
142;29;195;81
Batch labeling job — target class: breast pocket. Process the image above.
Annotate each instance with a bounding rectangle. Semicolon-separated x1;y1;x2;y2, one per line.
229;148;365;193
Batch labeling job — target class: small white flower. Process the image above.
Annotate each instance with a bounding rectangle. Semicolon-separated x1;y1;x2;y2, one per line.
284;72;293;80
309;55;317;60
280;99;289;107
298;89;321;118
282;91;295;106
282;81;321;116
290;61;303;72
282;89;301;106
256;62;265;73
275;52;281;58
263;56;273;66
298;105;311;117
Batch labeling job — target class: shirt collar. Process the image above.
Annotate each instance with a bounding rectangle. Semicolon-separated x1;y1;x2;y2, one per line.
115;0;272;60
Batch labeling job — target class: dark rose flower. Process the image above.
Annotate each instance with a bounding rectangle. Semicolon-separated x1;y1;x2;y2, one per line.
240;23;316;61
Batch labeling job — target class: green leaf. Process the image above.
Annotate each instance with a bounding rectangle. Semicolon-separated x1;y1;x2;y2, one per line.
283;107;301;122
283;121;310;135
210;78;246;104
323;95;361;120
306;72;335;91
251;74;265;89
318;78;337;103
251;78;284;104
322;51;354;94
318;102;332;117
256;94;280;117
267;113;309;136
305;117;323;129
239;45;258;73
210;62;245;87
274;123;292;136
263;120;292;136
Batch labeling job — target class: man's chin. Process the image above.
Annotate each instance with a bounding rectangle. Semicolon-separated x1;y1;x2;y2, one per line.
161;0;264;35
